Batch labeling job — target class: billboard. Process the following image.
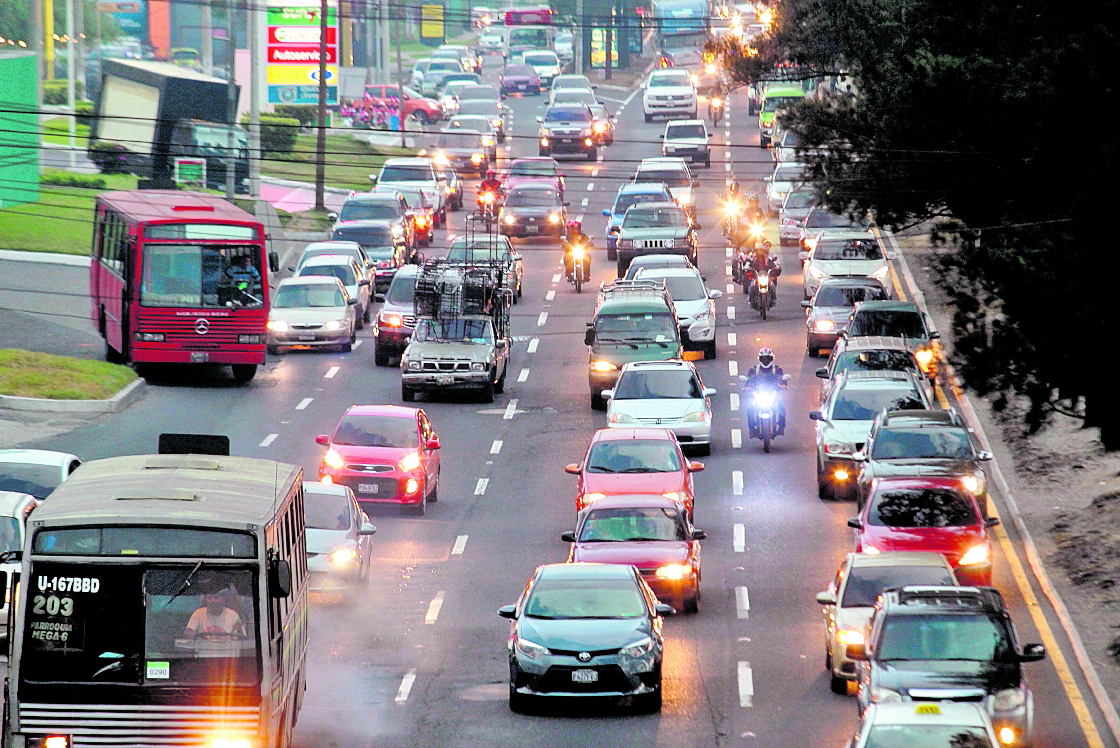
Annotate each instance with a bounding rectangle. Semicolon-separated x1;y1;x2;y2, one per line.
267;3;338;106
420;4;446;45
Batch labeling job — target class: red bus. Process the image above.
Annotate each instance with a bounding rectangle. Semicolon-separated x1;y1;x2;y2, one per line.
90;191;279;382
504;6;552;25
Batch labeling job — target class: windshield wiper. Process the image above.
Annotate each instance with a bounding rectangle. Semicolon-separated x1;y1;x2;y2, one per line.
160;560;203;611
624;336;669;348
624;537;670;542
587;465;617;473
621;467;658;473
594;336;639;349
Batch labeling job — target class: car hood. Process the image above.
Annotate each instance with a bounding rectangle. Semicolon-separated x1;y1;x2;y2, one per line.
873;659;1018;695
807;306;854;324
820;420;875;448
646;85;694;97
329;442;409;465
518;616;650;652
618;227;690;240
610;398;703;420
306;528;352;555
506;176;561;191
869;459;975;479
270;308;347;325
810;259;888;277
665;137;707;148
837;605;873;635
860;524;984;559
571;540;690;567
407;340;492;361
582;471;687;496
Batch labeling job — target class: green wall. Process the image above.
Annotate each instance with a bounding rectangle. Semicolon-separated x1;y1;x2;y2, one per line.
0;52;40;209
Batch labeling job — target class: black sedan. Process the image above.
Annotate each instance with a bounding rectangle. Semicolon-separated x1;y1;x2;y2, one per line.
499;184;567;239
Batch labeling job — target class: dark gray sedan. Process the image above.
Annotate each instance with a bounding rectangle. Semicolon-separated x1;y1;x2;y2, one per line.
802;275;890;357
498;562;672;713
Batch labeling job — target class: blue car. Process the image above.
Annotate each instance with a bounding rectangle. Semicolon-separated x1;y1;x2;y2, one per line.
602;182;675;259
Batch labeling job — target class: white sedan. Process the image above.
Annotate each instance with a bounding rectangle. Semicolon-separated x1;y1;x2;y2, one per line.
0;449;82;500
802;236;891;299
633;266;721;359
604;360;716;455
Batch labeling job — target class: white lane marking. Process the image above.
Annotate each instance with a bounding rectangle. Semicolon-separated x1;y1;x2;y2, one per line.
586;182;594;191
517;368;530;382
730;393;740;411
324;366;340;379
581;197;589;207
546;290;556;301
552;273;562;283
735;586;750;619
725;163;732;172
732;428;742;448
733;472;744;497
597;154;604;163
490;440;503;454
592;166;600;177
738;661;754;707
295;397;313;410
474;478;489;495
725;246;733;258
733;523;746;551
504;398;518;419
527;338;539;353
729;360;738;377
452;535;469;555
725;264;733;276
726;283;735;294
537;312;548;326
353;339;363;349
728;332;737;347
725;150;731;159
728;305;736;319
259;433;278;448
395;669;417;703
575;214;584;223
425;591;445;624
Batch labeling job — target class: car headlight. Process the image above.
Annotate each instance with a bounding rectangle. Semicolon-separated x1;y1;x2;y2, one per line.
992;686;1027;712
380;313;403;327
470;153;483;163
803;237;819;250
482;136;495;146
694;306;711;321
492;118;502;127
391;225;404;236
504;214;516;225
515;637;549;660
836;628;864;646
621;637;655;657
681;410;710;422
824;441;853;456
915;348;935;371
549;213;560;223
609;412;636;423
593;122;607;133
814;319;835;332
434;152;449;165
325;320;342;331
870;686;902;703
590;360;617;371
662;491;685;502
958;543;990;566
678;193;692;204
808;265;826;279
267;319;288;332
328;547;358;564
961;473;985;495
862;544;881;554
398;452;422;471
323;448;345;469
540;136;550;146
407;360;422;371
584;137;594;146
583;492;607;504
871;265;890;280
655;563;694;580
471;361;487;371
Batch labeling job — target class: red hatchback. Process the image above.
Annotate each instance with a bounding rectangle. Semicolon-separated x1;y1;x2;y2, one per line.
565;427;704;518
848;476;998;586
503;157;565;199
563;494;706;613
317;405;441;516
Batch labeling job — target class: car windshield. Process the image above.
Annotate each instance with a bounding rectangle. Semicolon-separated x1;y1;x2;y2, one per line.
784;192;815;210
774;164;806;182
807;210;869;229
446;245;510;263
878;613;1012;662
614;370;702;400
869;487;978;527
140;245;263;309
506;189;559;207
864;725;993;748
437;132;481;148
553;91;595;105
614;192;665;215
815;240;883;261
339;202;398;221
413;318;494;343
578;506;686;542
586;439;682;473
659;275;706;301
872;428;974;460
636;168;690;187
332;414;417;448
544;108;591;123
443;81;470;96
1;516;22;553
379;165;432;183
272;284;345;309
524;53;557;65
0;463;61;499
649;73;690;87
299;263;356;286
834;350;919;376
458;100;499;117
667;124;705;139
780;131;799;147
333;225;394;245
451;118;493;134
510;162;556;178
815;284;887;307
305;490;353;531
459;86;499;100
555;78;590;90
385;274;417;305
831;387;925;420
623;207;686;228
523;577;647;619
505;65;535;77
365;247;397;261
841;565;957;607
595;313;677;342
850;311;928;338
762;94;802;112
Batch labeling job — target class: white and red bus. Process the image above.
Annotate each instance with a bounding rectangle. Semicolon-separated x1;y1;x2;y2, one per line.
504;5;552;25
89;191;279;382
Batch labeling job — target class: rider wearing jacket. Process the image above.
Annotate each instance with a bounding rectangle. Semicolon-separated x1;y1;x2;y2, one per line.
743;347;787;437
562;220;593;283
745;240;781;304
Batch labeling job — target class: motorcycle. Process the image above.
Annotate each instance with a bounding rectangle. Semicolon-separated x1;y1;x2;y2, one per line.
568;243;590;293
739;373;791;453
478;189;501;228
723;196;741;239
709;96;724;125
751;266;776;320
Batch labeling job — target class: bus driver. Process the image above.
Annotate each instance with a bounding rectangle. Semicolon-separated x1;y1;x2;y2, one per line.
185;592;245;638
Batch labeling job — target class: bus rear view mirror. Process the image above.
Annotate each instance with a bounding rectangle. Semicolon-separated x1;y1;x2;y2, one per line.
269;558;292;598
269;251;280;273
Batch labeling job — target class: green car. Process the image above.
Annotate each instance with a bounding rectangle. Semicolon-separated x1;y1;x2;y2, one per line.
757;83;805;146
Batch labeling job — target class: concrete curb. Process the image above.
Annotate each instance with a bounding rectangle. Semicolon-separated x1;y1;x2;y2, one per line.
881;229;1120;746
0;250;90;267
0;377;145;415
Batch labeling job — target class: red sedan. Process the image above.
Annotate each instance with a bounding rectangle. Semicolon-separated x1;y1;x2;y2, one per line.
562;494;706;613
503;157;565;199
848;476;998;586
565;427;704;518
317;405;441;516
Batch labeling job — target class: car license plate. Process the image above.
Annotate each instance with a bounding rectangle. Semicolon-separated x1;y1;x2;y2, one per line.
437;374;453;385
526;225;539;234
571;669;598;683
358;483;379;494
298;333;315;341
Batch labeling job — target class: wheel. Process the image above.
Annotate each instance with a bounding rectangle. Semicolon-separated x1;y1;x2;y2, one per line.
760;295;768;320
512;289;519;304
763;434;771;453
509;686;532;714
704;340;717;360
539;148;550;157
341;338;353;353
401;384;415;402
267;345;280;355
362;303;371;323
355;312;365;330
494;365;506;394
586;148;598;162
413;110;432;126
429;471;439;502
591;391;606;410
403;491;427;516
231;364;257;382
682;586;700;614
575;273;582;293
517;283;523;298
825;643;833;671
817;470;833;501
644;113;652;123
374;346;391;366
830;672;849;695
480;377;495;403
640;671;663;712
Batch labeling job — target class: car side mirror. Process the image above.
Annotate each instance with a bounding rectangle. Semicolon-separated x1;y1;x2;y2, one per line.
815;368;829;379
655;603;675;617
984;517;1001;528
268;251;280;273
762;175;771;182
328;212;338;221
535;116;543;122
602;209;612;217
359;522;377;536
497;604;517;619
584;328;595;346
315;434;330;445
800;300;811;308
1020;643;1046;662
601;389;614;401
561;531;576;542
815;590;837;605
846;518;862;529
426;437;441;450
358;279;371;287
708;289;722;299
707;133;713;138
978;450;994;461
691;179;699;188
688;460;705;473
658;133;664;138
782;374;791;382
348;298;359;306
563;201;571;207
702;387;717;397
564;463;581;475
368;174;378;185
269;557;292;598
496;339;508;349
846;643;868;661
374;294;385;303
852;451;866;462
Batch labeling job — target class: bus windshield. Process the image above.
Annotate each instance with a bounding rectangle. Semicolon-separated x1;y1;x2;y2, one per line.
140;245;264;308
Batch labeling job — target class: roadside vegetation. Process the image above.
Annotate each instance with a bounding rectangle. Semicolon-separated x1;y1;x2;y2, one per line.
0;349;136;400
262;134;417;192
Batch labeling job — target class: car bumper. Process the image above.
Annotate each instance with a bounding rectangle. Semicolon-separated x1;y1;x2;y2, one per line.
779;224;801;240
644;101;696;116
642;573;699;608
820;457;858;496
829;637;860;682
952;563;993;587
501;220;564;237
504;81;539;93
308;556;362;592
542;137;595;154
511;651;660;698
663;147;707;161
807;329;842;350
681;320;715;345
321;470;426;507
403;370;492;390
375;326;413;352
268;329;349;348
589;368;622;393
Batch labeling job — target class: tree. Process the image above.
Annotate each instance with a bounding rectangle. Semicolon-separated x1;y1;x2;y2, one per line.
715;0;1120;447
0;0;121;46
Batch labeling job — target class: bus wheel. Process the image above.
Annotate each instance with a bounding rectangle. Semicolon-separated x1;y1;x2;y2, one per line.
232;364;257;382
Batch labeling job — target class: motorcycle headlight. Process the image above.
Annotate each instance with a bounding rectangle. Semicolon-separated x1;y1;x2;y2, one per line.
681;410;709;422
870;686;902;703
655;563;693;580
571;245;586;259
871;265;890;280
470;153;483;164
549;213;560;223
814;319;835;332
836;628;864;646
992;686;1027;712
492;118;502;127
471;361;487;371
808;265;826;279
434;152;450;165
515;637;549;660
609;412;636;423
620;637;655;657
391;225;404;236
753;390;776;408
328;547;358;564
958;543;990;566
323;448;345;469
540;137;550;146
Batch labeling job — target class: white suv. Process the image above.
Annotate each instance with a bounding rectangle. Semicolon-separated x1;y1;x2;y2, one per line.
633;157;698;216
661;119;711;166
643;69;696;123
371;157;448;224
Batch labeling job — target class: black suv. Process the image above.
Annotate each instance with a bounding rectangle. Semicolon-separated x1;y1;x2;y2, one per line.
854;409;994;514
849;586;1045;747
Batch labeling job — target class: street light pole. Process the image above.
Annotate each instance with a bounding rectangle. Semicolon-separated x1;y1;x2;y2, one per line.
249;0;261;198
314;0;329;210
201;0;214;76
66;0;76;168
394;0;406;148
225;0;237;198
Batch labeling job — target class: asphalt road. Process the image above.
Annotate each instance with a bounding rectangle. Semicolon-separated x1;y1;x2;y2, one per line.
12;54;1118;748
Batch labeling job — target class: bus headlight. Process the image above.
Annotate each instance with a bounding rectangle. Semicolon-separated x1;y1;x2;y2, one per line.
470;153;483;164
134;332;166;342
238;335;262;344
210;739;251;748
43;737;72;748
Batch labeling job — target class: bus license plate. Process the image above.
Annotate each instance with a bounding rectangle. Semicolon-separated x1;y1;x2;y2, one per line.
190;352;210;362
359;483;379;494
571;669;598;683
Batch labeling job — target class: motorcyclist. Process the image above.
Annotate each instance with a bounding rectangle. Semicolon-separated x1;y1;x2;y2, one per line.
745;239;781;305
708;83;725;123
743;347;787;437
479;169;503;199
724;179;741;238
562;220;592;283
730;191;767;247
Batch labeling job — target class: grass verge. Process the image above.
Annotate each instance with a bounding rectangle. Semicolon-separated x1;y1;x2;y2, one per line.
0;176;135;255
0;349;136;400
262;133;417;191
43;117;91;148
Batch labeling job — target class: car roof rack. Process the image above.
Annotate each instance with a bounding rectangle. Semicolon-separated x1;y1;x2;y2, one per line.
597;278;668;300
879;408;963;428
888;585;1003;612
841;370;912;382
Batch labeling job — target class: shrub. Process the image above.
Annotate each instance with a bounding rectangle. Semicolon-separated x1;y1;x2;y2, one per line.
88;142;131;174
273;105;318;127
75;101;95;127
43;80;84;105
41;172;107;189
242;115;300;155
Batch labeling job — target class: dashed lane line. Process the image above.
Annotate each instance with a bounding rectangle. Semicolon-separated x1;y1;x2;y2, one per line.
728;332;737;347
451;535;469;555
581;197;589;207
504;398;519;419
732;472;744;497
731;428;742;448
527;338;539;353
725;264;733;276
726;283;734;294
728;305;736;320
395;669;417;703
586;182;595;191
551;273;562;283
738;662;754;707
490;440;503;454
726;246;733;258
729;360;738;377
425;591;445;624
324;366;340;379
546;290;556;301
295;398;313;410
537;312;548;326
474;478;489;495
735;586;750;619
259;434;278;448
517;368;530;382
353;339;363;349
733;522;745;550
730;393;740;411
591;166;600;177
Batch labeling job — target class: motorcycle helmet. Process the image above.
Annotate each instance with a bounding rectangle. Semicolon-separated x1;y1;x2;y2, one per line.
728;179;740;195
566;220;583;239
746;192;760;209
757;347;775;369
485;169;497;179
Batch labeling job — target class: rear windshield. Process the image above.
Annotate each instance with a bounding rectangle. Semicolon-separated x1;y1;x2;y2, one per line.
385;274;417;305
869;487;978;527
833;349;919;376
595;313;677;342
815;284;887;307
830;387;925;420
510;161;556;177
666;124;706;139
332;414;417;448
553;90;595;105
841;565;956;607
784;192;815;210
815;241;882;261
807;210;869;229
458;100;500;116
437;132;481;148
459;86;500;100
504;65;536;77
849;310;927;338
762;94;802;112
299;263;356;286
524;52;558;65
871;428;974;460
544;107;591;123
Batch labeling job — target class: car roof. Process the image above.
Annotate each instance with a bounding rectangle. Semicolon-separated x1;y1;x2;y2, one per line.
510;183;558;193
345;193;400;204
382;157;433;166
277;276;345;287
665;119;704;128
619;359;694;372
847;551;956;569
301;254;360;267
835;370;920;389
639;157;688;168
635;267;702;280
0;449;78;467
342;404;420;419
853;300;922;313
0;490;38;516
818;275;885;289
591;426;678;442
626;201;682;212
537;562;635;580
876;409;961;428
583;494;684;511
547;103;592;111
881;585;1004;615
305;240;363;252
629;254;690;265
866;701;991;728
302;480;351;498
618;183;670;195
509;157;557;166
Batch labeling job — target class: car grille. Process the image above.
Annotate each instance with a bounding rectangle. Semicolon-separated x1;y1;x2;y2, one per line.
290;322;323;330
633;239;676;249
344;463;395;473
908;688;987;702
18;703;260;747
337;476;398;498
538;665;633;694
636;417;675;425
670;94;692;102
421;360;471;371
548;647;621;657
143;316;263;344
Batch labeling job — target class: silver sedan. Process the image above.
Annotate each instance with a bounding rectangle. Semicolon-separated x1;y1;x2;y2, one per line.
267;277;357;354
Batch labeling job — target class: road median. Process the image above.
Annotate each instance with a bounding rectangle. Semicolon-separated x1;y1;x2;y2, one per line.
0;350;144;414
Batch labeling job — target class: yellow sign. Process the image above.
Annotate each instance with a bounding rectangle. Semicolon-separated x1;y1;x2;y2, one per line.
420;4;444;41
915;704;941;715
266;65;338;84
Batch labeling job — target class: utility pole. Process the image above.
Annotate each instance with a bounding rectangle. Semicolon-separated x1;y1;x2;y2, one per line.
201;0;214;76
66;0;76;167
574;0;583;75
33;0;44;90
605;0;613;81
249;0;261;197
75;0;84;100
394;0;406;148
314;0;329;210
225;0;237;198
380;0;390;82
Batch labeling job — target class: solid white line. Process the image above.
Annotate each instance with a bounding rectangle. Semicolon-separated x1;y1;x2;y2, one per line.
731;428;742;448
732;472;744;497
729;360;738;376
395;669;417;703
425;591;445;624
491;440;503;454
324;366;340;379
730;393;740;411
353;339;363;349
295;397;313;410
546;290;556;301
517;368;530;382
451;535;469;555
504;398;518;419
551;273;562;283
586;182;594;191
726;283;735;294
727;305;736;320
725;246;733;258
527;338;539;353
738;661;754;707
537;312;548;326
733;522;745;551
474;478;489;495
728;332;737;347
259;433;278;448
735;586;750;619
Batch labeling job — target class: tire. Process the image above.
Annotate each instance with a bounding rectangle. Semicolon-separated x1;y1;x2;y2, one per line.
231;364;257;382
413;110;432;126
591;391;606;410
494;365;506;394
539;148;550;157
704;157;711;168
362;303;371;323
762;432;771;453
644;113;652;123
404;491;427;517
267;345;280;355
704;340;717;360
575;272;582;293
355;312;365;330
509;686;532;714
401;384;415;402
517;283;523;298
817;470;833;501
617;259;627;277
429;471;439;502
682;585;700;614
586;148;598;162
341;339;353;353
830;672;849;696
760;293;768;320
695;442;711;457
374;347;391;366
480;376;495;404
640;671;663;712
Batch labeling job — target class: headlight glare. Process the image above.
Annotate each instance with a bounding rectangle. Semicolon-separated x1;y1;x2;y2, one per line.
328;547;357;564
590;360;617;372
814;319;835;332
992;686;1027;711
836;628;864;646
323;448;345;469
267;320;288;332
958;543;990;566
655;563;693;580
398;452;422;471
870;686;901;703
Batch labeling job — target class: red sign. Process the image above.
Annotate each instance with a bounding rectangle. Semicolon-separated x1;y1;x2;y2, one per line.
504;6;551;25
268;26;337;45
268;46;337;63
